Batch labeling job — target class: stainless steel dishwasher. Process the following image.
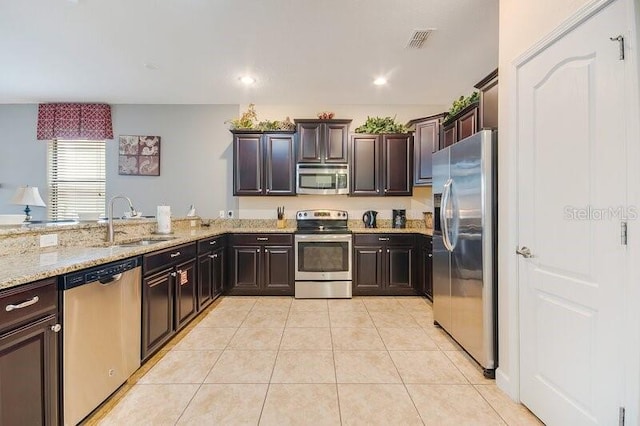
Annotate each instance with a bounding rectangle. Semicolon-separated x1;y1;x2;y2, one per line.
60;257;142;426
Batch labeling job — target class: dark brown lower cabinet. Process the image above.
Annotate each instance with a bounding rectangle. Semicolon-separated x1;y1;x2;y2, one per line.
418;235;433;300
0;278;59;426
228;234;294;295
197;236;226;310
353;234;416;296
142;243;197;360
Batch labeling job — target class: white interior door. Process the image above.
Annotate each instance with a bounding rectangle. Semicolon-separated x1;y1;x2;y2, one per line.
517;1;629;424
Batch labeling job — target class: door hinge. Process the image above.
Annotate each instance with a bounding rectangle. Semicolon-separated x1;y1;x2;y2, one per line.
610;35;625;60
621;222;628;246
619;406;625;426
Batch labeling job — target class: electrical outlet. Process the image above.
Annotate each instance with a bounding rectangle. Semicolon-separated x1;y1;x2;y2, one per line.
219;210;225;218
40;234;58;248
227;210;234;218
189;220;196;227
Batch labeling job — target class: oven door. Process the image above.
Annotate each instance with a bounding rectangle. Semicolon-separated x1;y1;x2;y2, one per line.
294;234;352;281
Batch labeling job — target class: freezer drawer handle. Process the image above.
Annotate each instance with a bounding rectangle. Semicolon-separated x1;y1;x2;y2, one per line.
170;251;181;258
516;246;534;258
5;295;39;312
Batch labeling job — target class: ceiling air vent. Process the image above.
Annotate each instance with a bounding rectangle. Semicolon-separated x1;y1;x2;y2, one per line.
407;29;433;49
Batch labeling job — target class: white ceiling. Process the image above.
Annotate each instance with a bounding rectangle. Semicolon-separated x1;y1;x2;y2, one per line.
0;0;499;105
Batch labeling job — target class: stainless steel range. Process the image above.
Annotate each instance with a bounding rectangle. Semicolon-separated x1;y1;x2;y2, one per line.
295;209;352;298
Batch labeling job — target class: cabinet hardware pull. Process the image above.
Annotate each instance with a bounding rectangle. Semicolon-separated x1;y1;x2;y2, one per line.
5;295;39;312
170;272;177;277
378;237;389;241
50;324;62;333
257;249;260;253
387;249;390;253
208;254;218;259
428;254;433;258
209;241;216;245
257;237;269;241
266;188;270;193
378;249;382;253
176;269;183;274
170;251;181;258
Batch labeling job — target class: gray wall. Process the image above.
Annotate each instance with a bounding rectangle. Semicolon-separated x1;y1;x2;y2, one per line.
0;104;238;220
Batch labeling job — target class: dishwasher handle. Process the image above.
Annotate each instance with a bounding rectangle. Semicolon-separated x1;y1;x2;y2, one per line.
99;273;123;285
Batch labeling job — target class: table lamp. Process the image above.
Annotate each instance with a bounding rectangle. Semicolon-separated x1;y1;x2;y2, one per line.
10;186;46;221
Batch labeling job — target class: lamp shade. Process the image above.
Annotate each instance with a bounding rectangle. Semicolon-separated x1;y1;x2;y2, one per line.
10;186;46;207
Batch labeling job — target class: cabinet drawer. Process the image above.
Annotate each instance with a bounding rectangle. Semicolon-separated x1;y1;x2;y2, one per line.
231;233;293;246
198;235;226;253
143;242;197;275
0;278;57;334
354;233;416;246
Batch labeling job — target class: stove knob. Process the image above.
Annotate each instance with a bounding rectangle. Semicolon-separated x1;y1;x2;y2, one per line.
303;212;307;217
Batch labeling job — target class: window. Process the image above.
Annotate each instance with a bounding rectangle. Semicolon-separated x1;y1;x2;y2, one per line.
47;140;106;220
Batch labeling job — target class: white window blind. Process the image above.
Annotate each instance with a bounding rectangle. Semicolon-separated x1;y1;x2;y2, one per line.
47;140;106;220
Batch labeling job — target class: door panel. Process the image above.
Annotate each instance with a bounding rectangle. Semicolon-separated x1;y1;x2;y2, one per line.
197;254;212;309
517;1;627;423
264;246;293;293
383;134;412;195
297;123;321;163
387;246;413;289
234;134;263;195
175;260;197;331
231;246;260;290
353;247;383;293
350;135;380;195
265;134;295;195
325;123;348;162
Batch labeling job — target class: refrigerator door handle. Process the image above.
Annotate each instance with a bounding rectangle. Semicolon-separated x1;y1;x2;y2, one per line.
449;180;460;250
441;179;454;252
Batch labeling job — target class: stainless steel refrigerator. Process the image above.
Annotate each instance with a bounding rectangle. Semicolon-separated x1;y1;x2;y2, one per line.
432;129;497;378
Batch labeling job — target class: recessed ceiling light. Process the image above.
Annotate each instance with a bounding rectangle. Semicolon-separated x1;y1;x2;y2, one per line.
373;77;387;86
239;76;256;85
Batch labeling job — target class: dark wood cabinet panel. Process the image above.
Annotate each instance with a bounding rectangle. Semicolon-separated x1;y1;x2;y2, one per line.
296;119;351;164
142;269;174;359
413;115;444;186
350;134;380;195
297;122;322;163
457;107;478;141
233;133;263;195
231;246;261;291
233;132;295;196
211;247;225;298
475;68;499;130
197;254;213;309
353;234;417;295
387;246;414;290
228;234;294;296
197;236;226;310
264;133;295;195
353;246;383;292
383;134;412;196
175;259;197;331
264;246;294;292
416;235;433;300
443;123;456;148
0;313;58;426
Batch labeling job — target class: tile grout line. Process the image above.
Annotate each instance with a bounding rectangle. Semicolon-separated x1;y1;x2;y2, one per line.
473;384;512;425
327;304;344;426
256;297;292;425
172;297;254;425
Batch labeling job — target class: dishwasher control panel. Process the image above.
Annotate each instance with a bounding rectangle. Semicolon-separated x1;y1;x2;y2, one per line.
61;257;140;290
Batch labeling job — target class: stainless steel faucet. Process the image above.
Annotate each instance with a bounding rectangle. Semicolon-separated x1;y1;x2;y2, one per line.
107;195;137;245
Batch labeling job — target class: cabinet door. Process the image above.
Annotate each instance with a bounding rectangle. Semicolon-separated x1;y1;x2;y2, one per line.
264;133;296;195
353;246;384;294
425;238;433;299
0;314;58;426
233;133;263;195
142;269;173;359
457;107;478;141
297;122;322;163
324;123;349;163
350;135;381;195
197;254;213;310
414;120;440;185
386;245;414;291
175;260;197;331
442;123;456;148
383;134;412;196
263;246;294;294
229;246;261;293
211;247;225;298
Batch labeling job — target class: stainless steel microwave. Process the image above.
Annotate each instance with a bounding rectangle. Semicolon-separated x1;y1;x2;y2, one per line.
296;164;349;195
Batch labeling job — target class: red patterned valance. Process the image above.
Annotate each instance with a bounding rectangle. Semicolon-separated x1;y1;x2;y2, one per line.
37;103;113;140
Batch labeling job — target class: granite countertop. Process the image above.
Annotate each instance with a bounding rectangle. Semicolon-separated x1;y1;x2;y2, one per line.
0;226;432;291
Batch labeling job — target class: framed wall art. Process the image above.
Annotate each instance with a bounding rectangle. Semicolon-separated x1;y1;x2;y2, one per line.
118;135;161;176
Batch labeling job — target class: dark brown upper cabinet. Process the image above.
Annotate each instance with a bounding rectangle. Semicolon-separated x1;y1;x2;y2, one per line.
410;113;446;185
232;131;296;196
441;102;479;147
350;133;413;196
294;119;351;163
474;68;499;130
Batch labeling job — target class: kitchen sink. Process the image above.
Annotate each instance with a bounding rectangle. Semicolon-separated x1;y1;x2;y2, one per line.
115;237;177;247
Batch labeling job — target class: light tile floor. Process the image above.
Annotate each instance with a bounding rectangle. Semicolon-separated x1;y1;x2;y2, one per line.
90;296;543;425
